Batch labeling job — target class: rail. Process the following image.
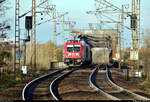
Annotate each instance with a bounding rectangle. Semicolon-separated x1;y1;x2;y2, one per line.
22;69;66;100
106;66;150;100
50;68;79;100
89;67;120;100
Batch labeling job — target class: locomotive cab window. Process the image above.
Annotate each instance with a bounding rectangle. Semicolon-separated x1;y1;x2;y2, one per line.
67;45;80;52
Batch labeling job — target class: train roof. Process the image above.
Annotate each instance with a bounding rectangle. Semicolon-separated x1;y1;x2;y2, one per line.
67;38;80;43
65;39;90;48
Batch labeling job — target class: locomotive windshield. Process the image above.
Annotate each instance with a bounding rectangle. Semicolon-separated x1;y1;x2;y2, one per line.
67;45;80;52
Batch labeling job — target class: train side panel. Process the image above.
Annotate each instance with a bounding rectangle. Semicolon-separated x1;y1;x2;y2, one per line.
91;48;111;64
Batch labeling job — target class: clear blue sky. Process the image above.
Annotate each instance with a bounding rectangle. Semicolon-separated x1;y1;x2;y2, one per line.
6;0;150;46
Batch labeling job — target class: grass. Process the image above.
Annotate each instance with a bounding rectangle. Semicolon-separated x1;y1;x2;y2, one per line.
115;70;150;93
0;73;21;91
125;75;150;93
137;79;150;92
0;69;51;91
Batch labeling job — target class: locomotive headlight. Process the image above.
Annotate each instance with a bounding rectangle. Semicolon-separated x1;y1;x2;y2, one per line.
77;59;81;62
76;53;80;56
67;53;71;56
66;59;69;62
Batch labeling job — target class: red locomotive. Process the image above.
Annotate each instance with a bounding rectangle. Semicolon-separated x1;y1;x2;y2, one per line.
64;39;92;65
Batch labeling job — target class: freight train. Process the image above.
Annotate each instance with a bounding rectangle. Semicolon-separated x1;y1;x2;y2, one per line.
64;39;92;66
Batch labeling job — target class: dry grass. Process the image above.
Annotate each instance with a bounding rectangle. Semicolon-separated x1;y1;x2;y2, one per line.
140;29;150;80
25;41;59;69
7;41;63;70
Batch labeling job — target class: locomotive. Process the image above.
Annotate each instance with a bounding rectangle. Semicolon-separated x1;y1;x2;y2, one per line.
64;39;92;66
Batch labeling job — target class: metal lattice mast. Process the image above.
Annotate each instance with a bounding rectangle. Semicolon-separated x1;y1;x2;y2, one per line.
121;5;125;61
64;20;76;40
62;14;66;62
117;15;121;69
119;5;125;69
68;22;71;39
87;0;131;66
131;0;140;50
31;0;36;69
62;15;65;45
14;0;20;73
121;5;125;65
130;0;140;71
53;5;57;61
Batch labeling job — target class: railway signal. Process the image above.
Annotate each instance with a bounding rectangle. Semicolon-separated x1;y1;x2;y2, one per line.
25;16;32;30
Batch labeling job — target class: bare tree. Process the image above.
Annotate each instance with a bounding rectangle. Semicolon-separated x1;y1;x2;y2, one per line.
140;29;150;80
0;0;9;16
0;0;10;37
0;0;5;4
0;20;10;37
0;0;11;71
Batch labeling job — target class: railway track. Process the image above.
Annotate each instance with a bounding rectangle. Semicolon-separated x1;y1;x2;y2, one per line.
22;65;150;100
95;66;150;100
22;66;83;100
57;66;112;100
89;66;120;100
50;68;79;100
22;68;67;100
